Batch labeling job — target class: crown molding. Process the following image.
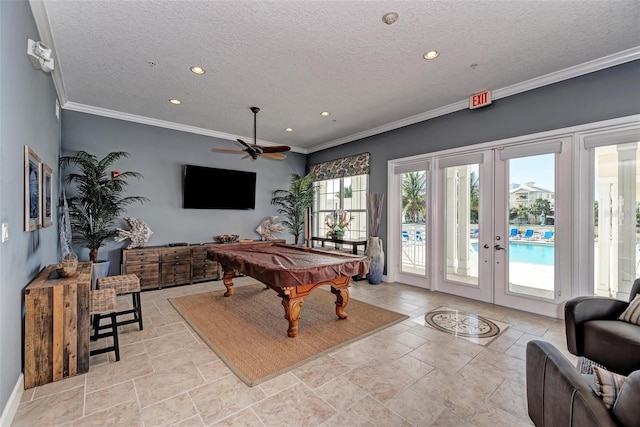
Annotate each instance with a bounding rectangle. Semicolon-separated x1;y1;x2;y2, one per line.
308;46;640;153
63;102;309;154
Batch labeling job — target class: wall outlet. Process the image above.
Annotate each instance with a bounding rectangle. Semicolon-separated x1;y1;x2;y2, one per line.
1;223;8;242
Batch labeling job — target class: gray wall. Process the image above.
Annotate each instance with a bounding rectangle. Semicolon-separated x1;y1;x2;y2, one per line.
308;60;640;264
61;111;307;274
0;0;61;415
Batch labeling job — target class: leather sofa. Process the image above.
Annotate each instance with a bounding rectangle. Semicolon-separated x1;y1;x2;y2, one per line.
565;278;640;376
526;340;623;427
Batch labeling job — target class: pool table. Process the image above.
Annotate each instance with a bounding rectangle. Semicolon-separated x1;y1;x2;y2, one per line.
207;242;370;337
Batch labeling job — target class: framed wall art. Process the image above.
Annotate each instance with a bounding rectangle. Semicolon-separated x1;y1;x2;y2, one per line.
24;145;42;231
41;163;53;227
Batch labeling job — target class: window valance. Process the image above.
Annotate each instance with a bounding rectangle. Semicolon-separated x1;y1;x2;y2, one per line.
308;152;370;180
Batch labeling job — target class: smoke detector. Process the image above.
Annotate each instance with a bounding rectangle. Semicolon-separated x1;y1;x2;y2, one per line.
382;12;399;25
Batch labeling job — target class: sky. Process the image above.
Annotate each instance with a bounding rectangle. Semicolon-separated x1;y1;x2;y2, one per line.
509;154;555;191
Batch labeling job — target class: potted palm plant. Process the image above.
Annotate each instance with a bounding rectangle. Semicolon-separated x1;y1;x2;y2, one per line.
59;151;148;281
271;174;315;245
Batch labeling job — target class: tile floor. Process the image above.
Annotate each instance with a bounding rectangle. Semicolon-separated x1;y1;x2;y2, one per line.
12;277;574;426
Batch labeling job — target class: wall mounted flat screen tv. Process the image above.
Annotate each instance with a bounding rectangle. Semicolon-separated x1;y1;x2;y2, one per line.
183;165;256;210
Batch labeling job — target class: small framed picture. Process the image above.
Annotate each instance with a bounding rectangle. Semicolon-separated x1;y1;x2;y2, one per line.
24;145;42;231
41;163;53;228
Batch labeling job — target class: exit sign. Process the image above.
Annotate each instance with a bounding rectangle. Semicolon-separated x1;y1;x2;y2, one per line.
469;90;492;109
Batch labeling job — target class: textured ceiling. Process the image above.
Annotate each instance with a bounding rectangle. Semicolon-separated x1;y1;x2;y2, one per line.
35;0;640;153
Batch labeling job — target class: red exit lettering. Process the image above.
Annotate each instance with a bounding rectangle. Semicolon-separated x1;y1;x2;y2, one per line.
469;90;492;110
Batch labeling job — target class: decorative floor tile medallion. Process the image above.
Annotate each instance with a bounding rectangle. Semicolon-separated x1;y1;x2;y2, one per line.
410;306;510;346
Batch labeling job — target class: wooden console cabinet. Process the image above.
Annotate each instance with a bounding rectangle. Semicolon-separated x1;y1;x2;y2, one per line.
122;244;222;290
24;262;92;388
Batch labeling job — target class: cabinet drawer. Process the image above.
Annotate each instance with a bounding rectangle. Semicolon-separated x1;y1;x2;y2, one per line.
161;262;190;275
124;250;160;264
139;276;160;290
192;264;220;280
161;248;191;262
161;270;191;286
191;246;211;259
124;263;159;276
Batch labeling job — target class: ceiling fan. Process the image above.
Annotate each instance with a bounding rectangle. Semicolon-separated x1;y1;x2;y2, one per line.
212;107;291;160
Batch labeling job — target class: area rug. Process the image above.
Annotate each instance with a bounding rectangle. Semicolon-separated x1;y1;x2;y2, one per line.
410;306;509;346
169;283;408;386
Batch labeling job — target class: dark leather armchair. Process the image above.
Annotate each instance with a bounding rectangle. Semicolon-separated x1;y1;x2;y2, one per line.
565;278;640;376
526;340;618;427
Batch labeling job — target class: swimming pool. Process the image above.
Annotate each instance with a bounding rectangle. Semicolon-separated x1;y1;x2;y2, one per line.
472;241;554;266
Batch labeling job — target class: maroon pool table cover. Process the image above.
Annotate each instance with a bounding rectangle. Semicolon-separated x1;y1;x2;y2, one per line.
207;242;370;287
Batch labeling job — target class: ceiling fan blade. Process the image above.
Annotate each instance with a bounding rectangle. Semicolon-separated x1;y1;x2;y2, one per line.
262;152;287;160
261;145;291;153
211;147;244;153
236;138;254;150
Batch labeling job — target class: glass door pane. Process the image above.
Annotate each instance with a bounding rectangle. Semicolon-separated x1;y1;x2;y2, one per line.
507;154;556;300
401;171;426;275
444;164;479;285
593;143;639;299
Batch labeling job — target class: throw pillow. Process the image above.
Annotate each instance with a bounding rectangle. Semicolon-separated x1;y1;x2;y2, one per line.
593;366;627;409
618;294;640;325
577;357;607;375
613;370;640;427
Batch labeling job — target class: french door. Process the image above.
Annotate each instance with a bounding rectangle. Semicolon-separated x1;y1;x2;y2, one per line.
434;138;572;316
389;160;429;288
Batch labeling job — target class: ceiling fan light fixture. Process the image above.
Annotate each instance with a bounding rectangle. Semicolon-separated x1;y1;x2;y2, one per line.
423;50;440;60
169;99;182;105
190;66;205;75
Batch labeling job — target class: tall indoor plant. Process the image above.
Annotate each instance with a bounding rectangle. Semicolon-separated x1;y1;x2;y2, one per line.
59;151;148;276
271;173;315;245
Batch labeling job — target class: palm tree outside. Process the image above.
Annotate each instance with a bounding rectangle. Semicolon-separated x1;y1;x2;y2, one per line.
402;172;426;223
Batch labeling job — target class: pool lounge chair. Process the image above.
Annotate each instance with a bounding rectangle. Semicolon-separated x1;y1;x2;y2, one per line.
470;229;479;238
523;229;535;239
542;231;554;241
415;230;424;242
509;228;518;239
402;230;410;242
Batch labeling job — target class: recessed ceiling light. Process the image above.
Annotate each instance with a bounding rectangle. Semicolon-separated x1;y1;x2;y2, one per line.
285;128;293;132
320;111;330;117
423;51;440;60
190;66;205;75
169;99;182;105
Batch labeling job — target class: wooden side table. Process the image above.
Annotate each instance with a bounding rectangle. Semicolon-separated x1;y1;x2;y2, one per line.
24;262;92;388
310;236;368;255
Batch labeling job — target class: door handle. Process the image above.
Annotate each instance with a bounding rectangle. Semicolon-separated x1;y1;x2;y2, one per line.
494;244;505;251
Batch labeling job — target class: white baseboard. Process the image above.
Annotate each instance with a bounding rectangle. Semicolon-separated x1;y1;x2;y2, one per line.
0;374;23;427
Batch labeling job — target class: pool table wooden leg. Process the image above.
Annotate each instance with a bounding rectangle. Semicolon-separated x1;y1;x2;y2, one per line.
281;297;304;338
222;270;234;297
331;287;349;319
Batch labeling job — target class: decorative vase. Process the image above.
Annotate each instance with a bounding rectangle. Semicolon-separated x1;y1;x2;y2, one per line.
56;253;78;278
365;236;384;284
91;260;111;290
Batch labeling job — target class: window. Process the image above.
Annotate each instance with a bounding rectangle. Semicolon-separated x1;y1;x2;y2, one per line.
308;152;371;242
313;175;368;240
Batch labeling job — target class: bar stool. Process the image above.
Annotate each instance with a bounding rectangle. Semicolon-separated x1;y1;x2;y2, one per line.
89;288;120;361
95;274;143;335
